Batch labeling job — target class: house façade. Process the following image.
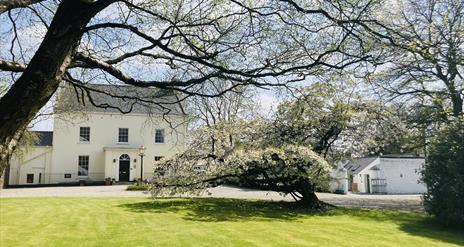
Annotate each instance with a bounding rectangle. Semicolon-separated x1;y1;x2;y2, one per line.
7;83;187;186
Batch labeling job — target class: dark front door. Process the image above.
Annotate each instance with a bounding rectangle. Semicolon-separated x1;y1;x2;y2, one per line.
119;161;130;181
366;174;371;193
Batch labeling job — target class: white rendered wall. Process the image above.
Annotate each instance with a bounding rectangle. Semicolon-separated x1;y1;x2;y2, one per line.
353;169;378;193
8;147;52;185
379;158;427;194
50;112;187;183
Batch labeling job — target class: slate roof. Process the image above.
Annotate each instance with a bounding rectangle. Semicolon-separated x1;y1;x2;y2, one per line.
380;154;425;159
344;157;378;174
33;131;53;146
55;83;186;115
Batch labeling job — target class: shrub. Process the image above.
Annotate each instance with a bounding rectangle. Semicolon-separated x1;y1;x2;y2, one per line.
127;182;151;191
422;119;464;226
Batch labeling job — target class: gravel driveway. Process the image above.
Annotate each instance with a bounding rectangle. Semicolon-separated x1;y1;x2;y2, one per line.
0;185;424;212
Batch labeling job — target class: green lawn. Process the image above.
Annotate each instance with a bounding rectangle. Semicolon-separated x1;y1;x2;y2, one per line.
0;197;463;247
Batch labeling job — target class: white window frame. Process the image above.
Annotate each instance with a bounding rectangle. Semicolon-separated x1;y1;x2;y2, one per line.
78;155;89;177
154;129;165;144
118;128;129;143
79;127;90;143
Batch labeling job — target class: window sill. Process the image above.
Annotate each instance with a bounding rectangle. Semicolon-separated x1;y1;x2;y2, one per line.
78;141;90;144
154;142;165;145
116;142;129;145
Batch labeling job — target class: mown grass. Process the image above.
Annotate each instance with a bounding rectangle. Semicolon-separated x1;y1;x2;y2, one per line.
0;197;463;247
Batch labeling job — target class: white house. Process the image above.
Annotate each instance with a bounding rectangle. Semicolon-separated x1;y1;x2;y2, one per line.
344;155;427;194
6;83;187;186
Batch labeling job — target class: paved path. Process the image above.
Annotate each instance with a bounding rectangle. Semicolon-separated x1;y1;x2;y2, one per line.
0;185;424;212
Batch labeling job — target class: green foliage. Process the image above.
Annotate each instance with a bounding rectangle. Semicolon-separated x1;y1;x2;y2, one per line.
373;0;464;118
150;82;424;205
270;83;353;156
422;119;464;226
127;182;151;191
151;143;331;206
269;83;423;162
226;145;332;203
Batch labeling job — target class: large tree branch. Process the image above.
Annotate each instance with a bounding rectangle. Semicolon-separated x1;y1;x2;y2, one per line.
0;60;27;72
0;0;44;14
84;22;370;80
74;52;224;88
73;52;289;98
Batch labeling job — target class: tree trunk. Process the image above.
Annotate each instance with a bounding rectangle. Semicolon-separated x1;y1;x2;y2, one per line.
1;153;11;188
297;180;324;208
450;92;463;118
0;0;106;178
299;191;322;207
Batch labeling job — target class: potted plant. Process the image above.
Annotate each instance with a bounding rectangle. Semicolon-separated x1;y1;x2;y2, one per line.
79;179;86;186
105;177;112;185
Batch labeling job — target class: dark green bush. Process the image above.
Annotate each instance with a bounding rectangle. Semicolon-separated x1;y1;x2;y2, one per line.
422;119;464;226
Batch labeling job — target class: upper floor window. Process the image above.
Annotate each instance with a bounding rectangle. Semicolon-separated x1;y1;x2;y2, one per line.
79;127;90;142
78;155;89;176
155;129;165;143
118;128;129;143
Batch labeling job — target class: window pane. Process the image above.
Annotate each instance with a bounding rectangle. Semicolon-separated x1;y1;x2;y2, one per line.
155;129;164;143
118;128;128;143
26;174;34;183
79;127;90;142
78;155;89;176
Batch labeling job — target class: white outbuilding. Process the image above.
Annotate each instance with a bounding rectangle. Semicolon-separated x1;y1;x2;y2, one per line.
344;154;427;194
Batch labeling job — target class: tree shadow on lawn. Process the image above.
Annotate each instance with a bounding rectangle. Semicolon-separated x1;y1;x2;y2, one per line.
119;198;463;245
120;198;309;221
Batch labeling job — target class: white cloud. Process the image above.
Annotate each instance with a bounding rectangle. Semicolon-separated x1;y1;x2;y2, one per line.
257;91;280;116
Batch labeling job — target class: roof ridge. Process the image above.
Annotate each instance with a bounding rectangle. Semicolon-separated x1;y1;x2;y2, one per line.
55;82;186;115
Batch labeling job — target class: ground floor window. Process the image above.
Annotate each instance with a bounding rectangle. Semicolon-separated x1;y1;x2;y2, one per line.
26;174;34;183
78;155;89;176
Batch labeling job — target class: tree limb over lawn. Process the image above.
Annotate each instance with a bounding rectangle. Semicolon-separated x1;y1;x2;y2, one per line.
151;144;332;208
0;0;387;178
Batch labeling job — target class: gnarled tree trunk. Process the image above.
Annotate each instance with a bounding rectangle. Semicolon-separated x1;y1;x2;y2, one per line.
0;0;111;179
295;180;324;208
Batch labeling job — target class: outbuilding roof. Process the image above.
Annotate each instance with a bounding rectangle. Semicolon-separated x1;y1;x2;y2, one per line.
55;83;186;116
344;154;425;174
344;157;378;174
380;154;425;159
